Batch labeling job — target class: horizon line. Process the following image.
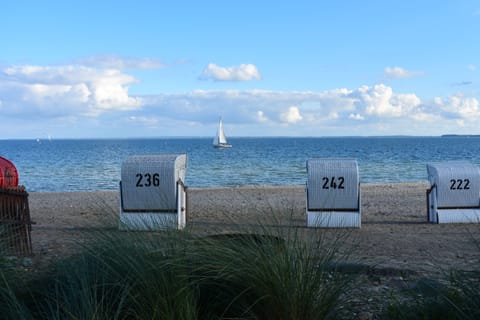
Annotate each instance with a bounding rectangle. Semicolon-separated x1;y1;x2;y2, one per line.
3;134;478;141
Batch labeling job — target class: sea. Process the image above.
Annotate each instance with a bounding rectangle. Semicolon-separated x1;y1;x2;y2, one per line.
1;136;480;192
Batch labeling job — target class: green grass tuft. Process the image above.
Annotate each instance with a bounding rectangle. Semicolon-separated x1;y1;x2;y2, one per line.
1;219;355;319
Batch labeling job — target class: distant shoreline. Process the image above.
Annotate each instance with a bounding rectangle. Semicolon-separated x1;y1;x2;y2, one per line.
441;134;480;137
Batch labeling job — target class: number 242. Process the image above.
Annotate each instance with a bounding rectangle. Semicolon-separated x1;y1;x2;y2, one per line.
322;177;345;189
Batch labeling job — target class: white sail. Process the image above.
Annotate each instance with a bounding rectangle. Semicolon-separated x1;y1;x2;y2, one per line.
217;119;227;144
213;117;232;148
213;134;219;145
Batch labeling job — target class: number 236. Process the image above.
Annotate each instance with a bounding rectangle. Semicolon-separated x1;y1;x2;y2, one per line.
136;173;160;187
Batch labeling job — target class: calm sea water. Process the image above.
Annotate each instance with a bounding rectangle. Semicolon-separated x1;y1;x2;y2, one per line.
1;137;480;192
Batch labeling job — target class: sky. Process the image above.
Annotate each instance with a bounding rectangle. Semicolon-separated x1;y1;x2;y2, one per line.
1;0;479;139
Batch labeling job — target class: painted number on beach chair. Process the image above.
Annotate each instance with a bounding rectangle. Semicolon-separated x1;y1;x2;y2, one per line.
322;176;345;190
136;173;160;187
449;178;470;190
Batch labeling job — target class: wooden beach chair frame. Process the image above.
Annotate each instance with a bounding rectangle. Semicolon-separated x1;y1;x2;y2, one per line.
0;187;32;255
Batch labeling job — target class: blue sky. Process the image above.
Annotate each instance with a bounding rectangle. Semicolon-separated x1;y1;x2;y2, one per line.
1;0;479;138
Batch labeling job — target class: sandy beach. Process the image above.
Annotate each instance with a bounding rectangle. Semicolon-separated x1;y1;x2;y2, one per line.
9;182;475;318
27;182;480;276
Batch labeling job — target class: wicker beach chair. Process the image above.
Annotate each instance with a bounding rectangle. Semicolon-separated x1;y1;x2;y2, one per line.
426;161;480;223
306;158;361;228
119;154;187;230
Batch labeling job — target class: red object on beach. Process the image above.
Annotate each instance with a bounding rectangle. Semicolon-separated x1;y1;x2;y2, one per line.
0;156;19;188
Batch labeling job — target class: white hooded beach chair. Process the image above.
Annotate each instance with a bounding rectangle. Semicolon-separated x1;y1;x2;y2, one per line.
306;159;361;228
427;161;480;224
119;154;187;230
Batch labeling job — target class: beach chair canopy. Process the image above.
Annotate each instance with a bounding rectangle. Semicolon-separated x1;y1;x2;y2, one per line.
121;154;187;212
427;161;480;208
307;158;359;211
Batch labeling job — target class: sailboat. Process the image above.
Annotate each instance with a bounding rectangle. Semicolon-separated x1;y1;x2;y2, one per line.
213;117;232;148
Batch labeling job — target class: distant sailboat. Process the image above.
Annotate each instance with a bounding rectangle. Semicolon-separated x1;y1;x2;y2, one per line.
213;117;232;148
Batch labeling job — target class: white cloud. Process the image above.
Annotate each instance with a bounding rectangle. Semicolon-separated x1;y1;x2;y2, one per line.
410;112;441;122
128;116;159;126
2;61;480;138
436;94;480;119
140;85;472;131
384;66;423;79
201;63;261;81
74;55;164;70
280;106;303;124
353;84;421;117
349;113;364;120
1;64;142;117
256;110;269;122
468;64;477;71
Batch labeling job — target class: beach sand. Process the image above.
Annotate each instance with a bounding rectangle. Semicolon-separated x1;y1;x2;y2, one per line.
17;183;480;317
28;182;480;275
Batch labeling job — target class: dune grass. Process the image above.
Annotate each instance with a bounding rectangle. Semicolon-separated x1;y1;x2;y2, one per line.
2;213;480;319
1;219;354;320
